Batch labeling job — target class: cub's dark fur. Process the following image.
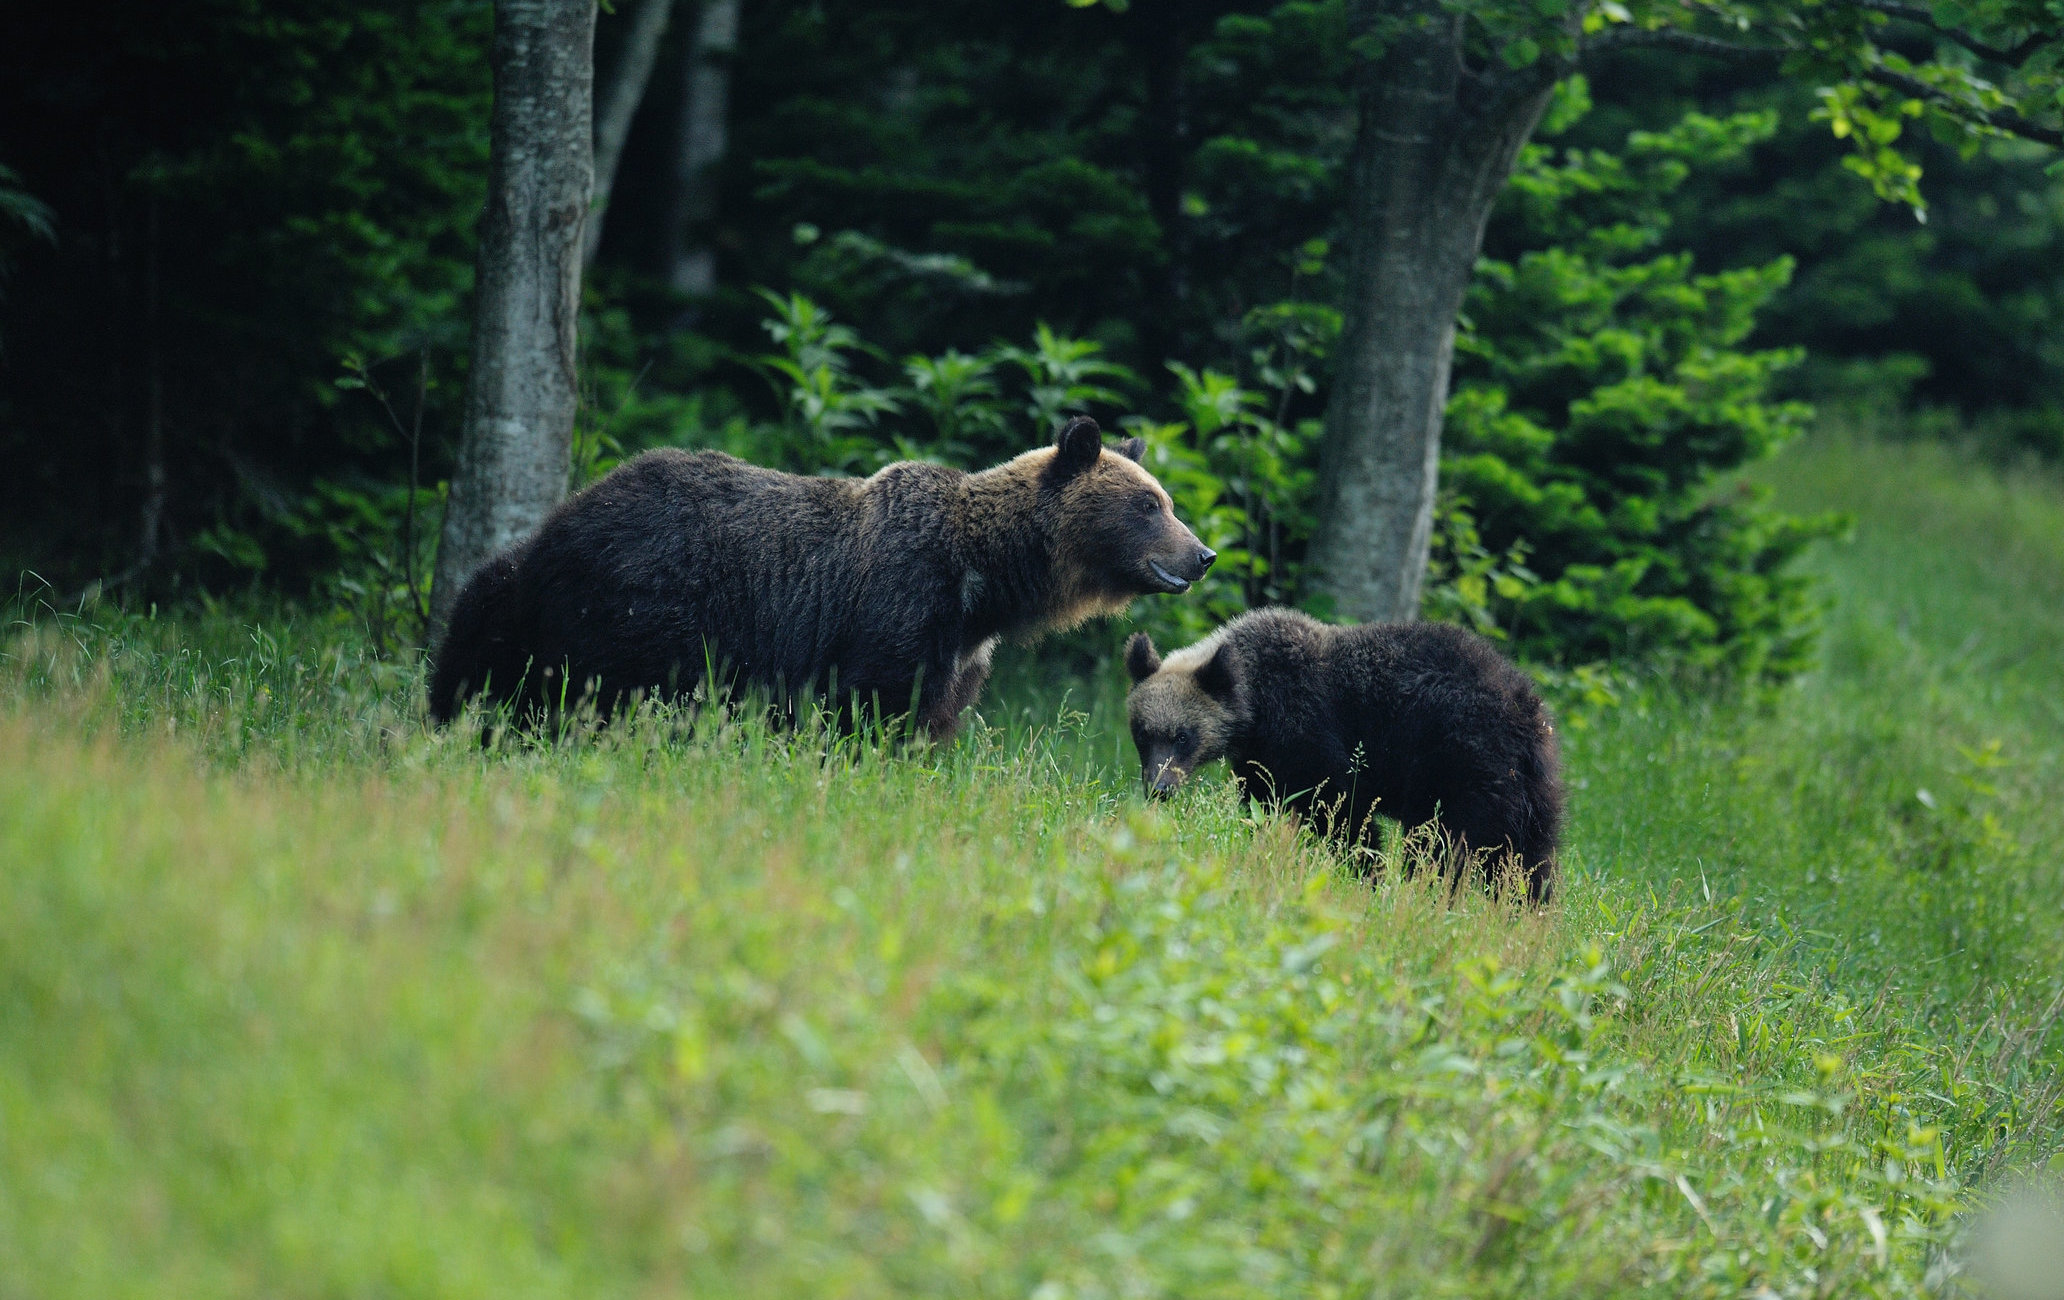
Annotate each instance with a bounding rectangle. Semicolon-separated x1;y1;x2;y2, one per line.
1125;608;1563;900
430;417;1213;737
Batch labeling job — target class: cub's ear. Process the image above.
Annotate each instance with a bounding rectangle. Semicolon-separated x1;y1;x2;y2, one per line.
1115;435;1146;463
1124;631;1161;683
1194;643;1238;699
1053;414;1103;476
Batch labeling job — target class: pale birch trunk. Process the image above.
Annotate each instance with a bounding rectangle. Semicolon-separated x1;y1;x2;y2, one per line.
430;0;598;637
583;0;674;269
666;0;739;297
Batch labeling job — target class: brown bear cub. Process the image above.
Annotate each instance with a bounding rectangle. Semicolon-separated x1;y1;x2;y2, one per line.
1124;609;1564;900
430;416;1214;738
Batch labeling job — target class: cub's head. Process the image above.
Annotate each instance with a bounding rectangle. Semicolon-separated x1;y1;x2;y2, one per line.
1123;630;1239;798
1037;416;1214;621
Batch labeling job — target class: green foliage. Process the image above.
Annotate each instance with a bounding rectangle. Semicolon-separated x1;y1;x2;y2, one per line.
277;479;436;655
904;349;1009;461
143;71;1836;683
0;162;55;311
1585;56;2064;433
999;323;1137;440
721;289;1325;647
10;0;2064;597
1445;103;1846;678
0;0;491;580
701;119;1826;678
0;163;54;247
752;288;905;473
1008;99;1832;678
711;30;1841;680
1474;0;2064;214
153;0;491;366
1118;317;1328;642
0;0;2048;686
745;295;1146;475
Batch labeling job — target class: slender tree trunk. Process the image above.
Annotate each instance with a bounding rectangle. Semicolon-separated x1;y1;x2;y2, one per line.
430;0;598;637
583;0;675;269
139;191;166;571
666;0;739;297
1137;6;1192;369
1309;4;1555;623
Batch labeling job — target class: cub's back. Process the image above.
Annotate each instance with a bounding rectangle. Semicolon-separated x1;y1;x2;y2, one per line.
1323;621;1544;735
1334;618;1560;815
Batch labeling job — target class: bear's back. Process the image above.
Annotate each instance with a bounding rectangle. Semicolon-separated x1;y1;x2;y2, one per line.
541;448;851;559
513;448;964;711
1331;622;1540;718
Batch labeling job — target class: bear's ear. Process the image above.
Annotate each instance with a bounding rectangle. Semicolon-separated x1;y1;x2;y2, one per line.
1053;415;1103;476
1195;643;1238;699
1115;435;1146;463
1124;632;1161;683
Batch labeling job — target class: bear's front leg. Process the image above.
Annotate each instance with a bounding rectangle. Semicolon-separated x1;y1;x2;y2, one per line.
919;637;998;743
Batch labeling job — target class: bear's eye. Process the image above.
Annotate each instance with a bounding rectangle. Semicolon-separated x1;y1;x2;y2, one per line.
1135;491;1160;515
1179;729;1195;750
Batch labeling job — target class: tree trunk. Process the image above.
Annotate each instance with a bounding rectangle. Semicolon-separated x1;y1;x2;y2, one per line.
139;190;166;572
1309;5;1556;623
430;0;597;638
665;0;739;297
1136;5;1193;369
583;0;674;269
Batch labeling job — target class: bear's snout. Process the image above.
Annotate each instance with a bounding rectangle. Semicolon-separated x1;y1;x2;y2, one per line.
1144;539;1216;593
1141;750;1189;797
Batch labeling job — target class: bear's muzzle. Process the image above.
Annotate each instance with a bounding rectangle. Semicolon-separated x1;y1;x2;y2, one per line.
1141;750;1190;797
1145;544;1216;593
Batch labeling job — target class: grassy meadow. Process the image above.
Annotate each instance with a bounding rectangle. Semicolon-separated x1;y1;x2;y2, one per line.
2;432;2061;1298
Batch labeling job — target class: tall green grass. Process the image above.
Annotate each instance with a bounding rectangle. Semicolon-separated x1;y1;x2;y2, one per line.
1;432;2059;1297
1576;432;2064;1054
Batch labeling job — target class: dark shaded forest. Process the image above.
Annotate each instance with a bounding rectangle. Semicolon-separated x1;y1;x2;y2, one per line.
3;0;2061;674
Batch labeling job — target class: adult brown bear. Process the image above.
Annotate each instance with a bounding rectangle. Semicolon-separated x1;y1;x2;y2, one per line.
429;417;1213;738
1124;609;1563;900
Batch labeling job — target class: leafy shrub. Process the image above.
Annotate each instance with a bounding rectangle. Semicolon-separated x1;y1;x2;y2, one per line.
1444;99;1848;680
750;289;905;474
1115;308;1330;644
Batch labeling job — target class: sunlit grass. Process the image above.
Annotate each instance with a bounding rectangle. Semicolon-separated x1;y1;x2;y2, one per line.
1;431;2059;1297
1575;431;2064;1041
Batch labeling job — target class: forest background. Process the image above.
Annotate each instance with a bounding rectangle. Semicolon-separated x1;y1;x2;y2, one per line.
4;0;2063;685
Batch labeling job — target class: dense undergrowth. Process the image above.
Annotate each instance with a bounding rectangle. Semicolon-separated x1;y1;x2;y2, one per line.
2;432;2060;1297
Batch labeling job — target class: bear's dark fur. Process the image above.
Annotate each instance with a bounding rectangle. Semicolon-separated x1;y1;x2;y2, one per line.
429;417;1214;737
1124;608;1563;900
